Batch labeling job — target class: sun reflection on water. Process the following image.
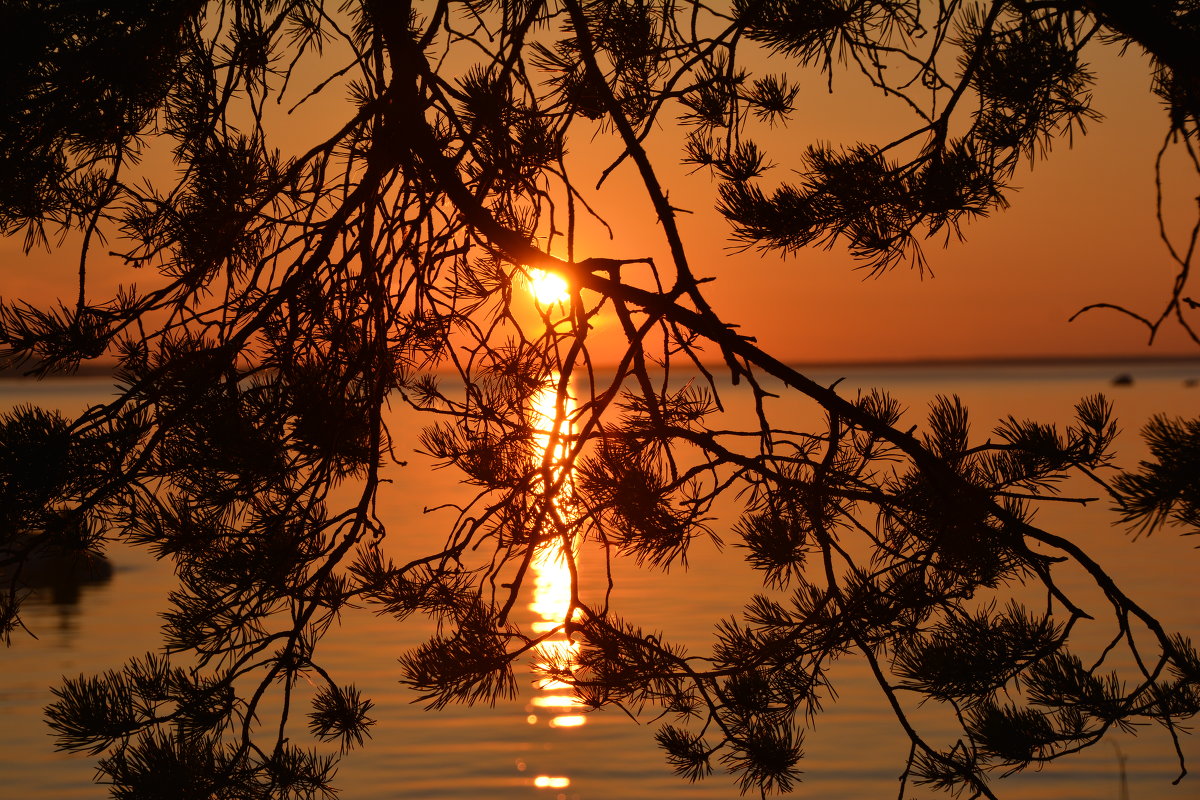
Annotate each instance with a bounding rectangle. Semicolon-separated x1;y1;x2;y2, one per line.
527;379;588;734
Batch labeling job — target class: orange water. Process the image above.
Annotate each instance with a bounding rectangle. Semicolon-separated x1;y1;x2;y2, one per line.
3;362;1198;799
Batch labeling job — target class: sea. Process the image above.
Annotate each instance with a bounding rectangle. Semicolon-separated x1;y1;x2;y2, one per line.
2;359;1198;800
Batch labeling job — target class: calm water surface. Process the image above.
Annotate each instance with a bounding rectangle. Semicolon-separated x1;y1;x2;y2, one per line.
2;361;1198;799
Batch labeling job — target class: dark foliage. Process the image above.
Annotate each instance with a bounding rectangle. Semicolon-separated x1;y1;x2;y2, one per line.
1;1;1198;798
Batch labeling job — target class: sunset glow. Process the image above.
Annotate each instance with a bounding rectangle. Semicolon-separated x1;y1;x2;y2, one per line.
548;715;586;728
526;268;570;306
8;6;1199;800
527;378;587;730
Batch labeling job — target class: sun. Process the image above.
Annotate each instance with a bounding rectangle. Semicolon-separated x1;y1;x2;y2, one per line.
526;268;570;306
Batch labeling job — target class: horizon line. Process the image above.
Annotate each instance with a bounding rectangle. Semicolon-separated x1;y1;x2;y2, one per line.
2;351;1198;380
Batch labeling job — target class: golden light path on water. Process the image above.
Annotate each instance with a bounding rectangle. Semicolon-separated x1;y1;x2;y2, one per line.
524;269;587;792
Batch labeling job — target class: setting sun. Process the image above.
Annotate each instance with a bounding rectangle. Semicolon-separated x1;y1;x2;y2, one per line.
526;268;570;306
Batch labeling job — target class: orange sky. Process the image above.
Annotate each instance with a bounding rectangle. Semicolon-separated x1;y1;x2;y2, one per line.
2;35;1196;367
560;43;1199;365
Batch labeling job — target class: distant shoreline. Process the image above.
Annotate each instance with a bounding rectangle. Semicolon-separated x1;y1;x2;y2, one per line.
1;352;1196;380
781;353;1200;371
